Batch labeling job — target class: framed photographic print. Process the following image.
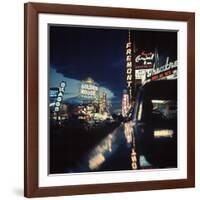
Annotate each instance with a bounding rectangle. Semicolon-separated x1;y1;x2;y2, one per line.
24;2;195;197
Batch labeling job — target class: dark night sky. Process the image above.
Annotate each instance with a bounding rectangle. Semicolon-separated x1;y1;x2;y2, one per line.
49;25;177;112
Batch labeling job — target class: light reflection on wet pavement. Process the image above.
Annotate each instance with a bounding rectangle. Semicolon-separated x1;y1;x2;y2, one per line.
66;121;138;173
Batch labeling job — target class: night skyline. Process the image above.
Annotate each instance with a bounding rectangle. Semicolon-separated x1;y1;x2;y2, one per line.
49;25;177;112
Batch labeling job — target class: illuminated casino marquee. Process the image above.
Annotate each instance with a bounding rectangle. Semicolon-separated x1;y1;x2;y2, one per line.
135;51;154;69
146;58;177;81
80;78;99;99
50;87;59;98
135;51;155;81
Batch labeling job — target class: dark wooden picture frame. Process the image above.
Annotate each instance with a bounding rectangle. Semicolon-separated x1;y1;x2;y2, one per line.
24;2;195;198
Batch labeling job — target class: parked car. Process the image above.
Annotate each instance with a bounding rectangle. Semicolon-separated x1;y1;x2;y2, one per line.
132;80;177;169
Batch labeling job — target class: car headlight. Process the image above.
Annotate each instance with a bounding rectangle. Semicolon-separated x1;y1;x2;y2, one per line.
154;129;174;138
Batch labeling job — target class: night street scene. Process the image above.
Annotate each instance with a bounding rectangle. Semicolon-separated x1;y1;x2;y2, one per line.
49;25;177;174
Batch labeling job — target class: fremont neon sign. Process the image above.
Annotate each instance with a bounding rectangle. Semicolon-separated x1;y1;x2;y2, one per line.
126;42;133;100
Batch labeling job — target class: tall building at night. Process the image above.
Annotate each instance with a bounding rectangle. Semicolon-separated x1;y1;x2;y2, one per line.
99;92;107;114
103;92;107;112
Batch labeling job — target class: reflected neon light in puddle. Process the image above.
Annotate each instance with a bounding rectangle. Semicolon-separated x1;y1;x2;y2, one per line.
131;149;137;169
89;153;105;170
88;134;113;170
154;129;174;138
124;122;133;143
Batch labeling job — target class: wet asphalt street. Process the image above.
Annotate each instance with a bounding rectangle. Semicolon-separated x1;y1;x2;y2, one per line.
65;121;139;173
51;119;177;174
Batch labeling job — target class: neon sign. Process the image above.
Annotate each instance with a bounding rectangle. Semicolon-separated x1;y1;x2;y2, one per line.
135;51;154;68
54;81;66;112
80;78;98;99
126;42;133;100
146;57;177;81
